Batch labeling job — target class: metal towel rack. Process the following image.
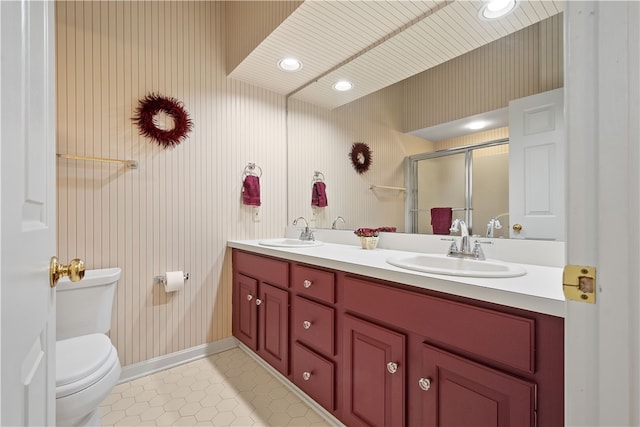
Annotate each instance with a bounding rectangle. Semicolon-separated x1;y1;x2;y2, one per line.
57;153;138;169
369;184;406;192
312;171;325;183
243;162;262;179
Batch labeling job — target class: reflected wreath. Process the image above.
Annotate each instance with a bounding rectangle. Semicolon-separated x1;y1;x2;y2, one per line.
133;93;193;149
349;142;372;174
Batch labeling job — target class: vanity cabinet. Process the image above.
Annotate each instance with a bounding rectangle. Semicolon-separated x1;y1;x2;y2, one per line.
290;264;338;412
231;249;564;426
232;251;289;376
343;314;405;427
419;343;536;427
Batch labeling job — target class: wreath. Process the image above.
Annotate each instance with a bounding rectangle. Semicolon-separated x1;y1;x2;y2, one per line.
133;93;193;148
349;142;372;174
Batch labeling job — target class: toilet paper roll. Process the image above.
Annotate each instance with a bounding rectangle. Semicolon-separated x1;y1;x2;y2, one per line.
164;271;184;293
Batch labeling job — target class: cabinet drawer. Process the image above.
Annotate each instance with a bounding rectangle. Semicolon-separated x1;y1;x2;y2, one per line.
291;264;335;303
292;342;335;411
292;296;335;356
234;250;289;289
344;276;535;373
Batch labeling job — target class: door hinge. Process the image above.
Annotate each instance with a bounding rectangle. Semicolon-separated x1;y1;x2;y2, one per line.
562;265;596;304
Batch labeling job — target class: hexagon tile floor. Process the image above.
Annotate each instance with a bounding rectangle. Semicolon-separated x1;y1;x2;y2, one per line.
99;347;334;426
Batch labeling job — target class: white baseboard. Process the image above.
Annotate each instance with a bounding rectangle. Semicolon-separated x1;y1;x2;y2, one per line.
118;337;239;383
237;343;345;427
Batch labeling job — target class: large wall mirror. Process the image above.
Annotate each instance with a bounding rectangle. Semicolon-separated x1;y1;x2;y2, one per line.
286;13;563;239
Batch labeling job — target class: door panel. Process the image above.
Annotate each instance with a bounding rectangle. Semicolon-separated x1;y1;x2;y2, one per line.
344;314;405;427
258;283;289;375
1;1;56;424
420;343;535;427
509;88;564;240
234;274;258;350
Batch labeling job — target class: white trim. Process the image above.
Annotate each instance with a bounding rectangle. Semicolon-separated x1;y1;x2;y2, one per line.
117;337;238;383
237;343;345;427
565;2;640;425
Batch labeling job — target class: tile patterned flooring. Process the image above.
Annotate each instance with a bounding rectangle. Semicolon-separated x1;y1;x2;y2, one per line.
99;347;333;426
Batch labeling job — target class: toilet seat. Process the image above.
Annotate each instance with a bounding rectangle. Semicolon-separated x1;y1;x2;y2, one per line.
56;334;119;398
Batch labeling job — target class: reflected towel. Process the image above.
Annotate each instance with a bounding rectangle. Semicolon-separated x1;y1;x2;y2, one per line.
431;207;452;235
311;182;328;207
242;175;261;206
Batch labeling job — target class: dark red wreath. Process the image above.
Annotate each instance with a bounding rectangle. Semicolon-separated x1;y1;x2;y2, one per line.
133;93;193;148
349;142;372;174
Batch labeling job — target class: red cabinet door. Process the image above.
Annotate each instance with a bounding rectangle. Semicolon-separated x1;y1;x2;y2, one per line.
420;343;536;427
343;314;405;427
233;273;258;350
258;282;290;375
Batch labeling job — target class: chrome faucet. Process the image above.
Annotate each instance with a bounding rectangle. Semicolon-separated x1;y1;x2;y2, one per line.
293;217;314;241
448;219;484;260
331;216;345;230
486;217;503;238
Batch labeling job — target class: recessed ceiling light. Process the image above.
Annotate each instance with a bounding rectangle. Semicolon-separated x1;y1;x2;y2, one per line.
467;120;487;130
479;0;518;20
277;57;302;72
332;80;353;91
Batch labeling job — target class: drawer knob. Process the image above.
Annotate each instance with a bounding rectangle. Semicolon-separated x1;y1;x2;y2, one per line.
246;294;253;301
302;371;312;381
255;298;262;306
303;320;312;329
303;279;313;288
386;362;398;374
418;377;432;391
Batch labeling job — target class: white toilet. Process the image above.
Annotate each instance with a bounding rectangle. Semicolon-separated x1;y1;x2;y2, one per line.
56;268;122;427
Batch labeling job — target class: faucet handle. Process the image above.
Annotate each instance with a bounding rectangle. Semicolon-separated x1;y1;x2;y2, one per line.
472;240;485;260
447;241;459;256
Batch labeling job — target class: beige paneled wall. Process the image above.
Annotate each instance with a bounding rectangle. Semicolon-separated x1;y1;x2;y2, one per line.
404;14;563;132
288;84;429;232
56;1;287;366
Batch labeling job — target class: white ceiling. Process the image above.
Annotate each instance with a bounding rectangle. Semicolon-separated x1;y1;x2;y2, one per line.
228;0;563;110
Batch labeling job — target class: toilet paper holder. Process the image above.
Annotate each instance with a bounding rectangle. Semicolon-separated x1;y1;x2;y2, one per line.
154;272;190;285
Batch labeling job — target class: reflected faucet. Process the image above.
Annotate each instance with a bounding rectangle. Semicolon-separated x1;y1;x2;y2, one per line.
331;216;345;230
293;217;314;241
486;217;503;238
448;219;484;260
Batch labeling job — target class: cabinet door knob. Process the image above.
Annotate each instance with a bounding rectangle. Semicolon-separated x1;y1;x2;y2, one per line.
418;377;432;391
386;362;398;374
302;320;312;329
255;298;262;306
303;279;312;288
246;294;253;301
513;223;523;232
302;371;312;381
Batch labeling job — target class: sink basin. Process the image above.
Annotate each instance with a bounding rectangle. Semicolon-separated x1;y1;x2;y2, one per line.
258;238;323;248
386;254;526;278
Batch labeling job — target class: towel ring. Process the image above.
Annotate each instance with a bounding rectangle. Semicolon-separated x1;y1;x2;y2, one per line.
312;171;325;184
242;163;262;180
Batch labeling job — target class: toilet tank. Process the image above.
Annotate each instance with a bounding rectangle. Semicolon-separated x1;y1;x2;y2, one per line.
56;267;121;341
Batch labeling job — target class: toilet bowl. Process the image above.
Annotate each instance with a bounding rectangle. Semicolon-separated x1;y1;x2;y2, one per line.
56;268;122;427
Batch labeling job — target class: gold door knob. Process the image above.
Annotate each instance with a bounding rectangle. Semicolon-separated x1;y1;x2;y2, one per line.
512;224;523;232
50;256;85;288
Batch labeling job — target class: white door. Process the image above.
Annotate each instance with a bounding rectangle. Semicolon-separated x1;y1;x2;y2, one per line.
1;1;57;425
508;88;564;240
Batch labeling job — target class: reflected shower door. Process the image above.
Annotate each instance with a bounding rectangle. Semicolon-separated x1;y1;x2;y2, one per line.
416;153;466;235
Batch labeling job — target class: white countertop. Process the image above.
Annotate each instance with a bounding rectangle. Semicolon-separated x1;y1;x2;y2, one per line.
227;238;566;318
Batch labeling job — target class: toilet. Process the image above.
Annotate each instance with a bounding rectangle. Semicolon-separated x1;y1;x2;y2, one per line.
56;268;122;427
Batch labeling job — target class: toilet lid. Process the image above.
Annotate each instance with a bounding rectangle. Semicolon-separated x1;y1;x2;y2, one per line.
56;334;115;388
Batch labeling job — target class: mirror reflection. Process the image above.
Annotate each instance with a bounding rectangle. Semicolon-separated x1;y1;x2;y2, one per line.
286;14;563;239
408;140;509;238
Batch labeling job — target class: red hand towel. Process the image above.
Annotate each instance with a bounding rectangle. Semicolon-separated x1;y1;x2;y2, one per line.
430;207;452;235
242;175;261;206
311;182;328;207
